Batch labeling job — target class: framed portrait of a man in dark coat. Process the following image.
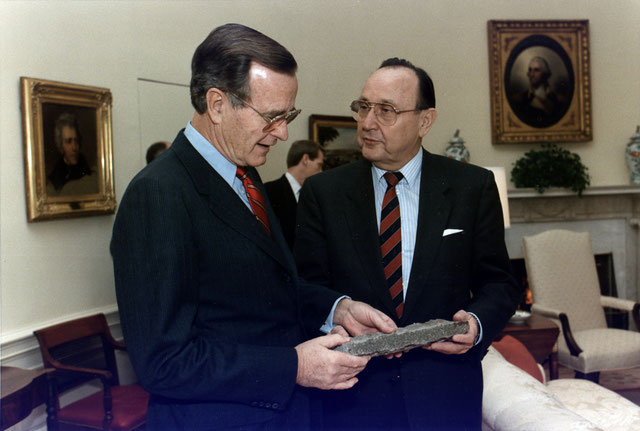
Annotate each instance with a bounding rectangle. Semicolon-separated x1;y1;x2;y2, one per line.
21;77;116;221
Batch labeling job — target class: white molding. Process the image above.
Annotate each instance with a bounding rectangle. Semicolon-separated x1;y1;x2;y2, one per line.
0;305;121;367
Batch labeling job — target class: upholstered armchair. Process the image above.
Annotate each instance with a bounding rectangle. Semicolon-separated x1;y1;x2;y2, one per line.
522;229;640;382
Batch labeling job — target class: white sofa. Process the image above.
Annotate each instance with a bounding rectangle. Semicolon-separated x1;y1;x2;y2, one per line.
481;345;640;431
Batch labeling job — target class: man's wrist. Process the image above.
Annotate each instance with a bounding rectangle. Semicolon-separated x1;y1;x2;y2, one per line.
467;312;483;345
320;296;351;333
332;297;352;325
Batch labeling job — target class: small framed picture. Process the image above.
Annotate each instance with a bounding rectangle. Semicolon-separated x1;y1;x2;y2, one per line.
487;20;592;144
308;114;360;170
21;77;116;221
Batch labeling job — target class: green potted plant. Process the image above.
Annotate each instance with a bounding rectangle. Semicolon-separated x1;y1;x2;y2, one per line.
511;143;590;196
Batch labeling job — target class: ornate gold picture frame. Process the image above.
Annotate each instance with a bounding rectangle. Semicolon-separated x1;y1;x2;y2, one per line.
21;77;116;221
487;20;592;144
309;114;360;170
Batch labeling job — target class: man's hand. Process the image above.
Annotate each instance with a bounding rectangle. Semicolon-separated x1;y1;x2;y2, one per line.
295;334;370;390
333;298;397;337
425;310;478;355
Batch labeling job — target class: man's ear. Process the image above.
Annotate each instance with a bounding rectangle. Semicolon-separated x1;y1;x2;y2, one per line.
418;108;438;138
205;88;225;125
300;153;310;166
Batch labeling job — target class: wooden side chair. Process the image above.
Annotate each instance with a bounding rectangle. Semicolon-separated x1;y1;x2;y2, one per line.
33;313;149;431
522;229;640;383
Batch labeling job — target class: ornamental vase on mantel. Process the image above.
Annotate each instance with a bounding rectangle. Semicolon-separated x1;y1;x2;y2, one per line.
444;129;469;163
625;126;640;184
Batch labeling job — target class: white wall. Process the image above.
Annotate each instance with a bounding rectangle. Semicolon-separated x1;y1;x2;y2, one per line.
2;0;640;349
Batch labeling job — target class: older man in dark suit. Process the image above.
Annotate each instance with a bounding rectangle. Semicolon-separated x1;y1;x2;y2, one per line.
111;24;395;431
295;58;523;430
265;140;323;250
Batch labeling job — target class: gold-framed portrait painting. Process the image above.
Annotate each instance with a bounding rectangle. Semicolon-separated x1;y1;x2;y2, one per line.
487;20;592;144
308;114;360;170
21;77;116;221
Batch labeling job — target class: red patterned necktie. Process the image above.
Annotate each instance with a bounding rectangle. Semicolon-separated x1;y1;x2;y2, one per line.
236;166;271;236
380;172;404;318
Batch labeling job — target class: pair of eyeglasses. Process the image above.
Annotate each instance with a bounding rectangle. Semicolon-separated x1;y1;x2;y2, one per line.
349;100;420;126
228;92;301;133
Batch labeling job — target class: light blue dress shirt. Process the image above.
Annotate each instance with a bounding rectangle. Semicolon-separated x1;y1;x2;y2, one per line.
184;122;345;332
371;149;483;343
184;122;251;209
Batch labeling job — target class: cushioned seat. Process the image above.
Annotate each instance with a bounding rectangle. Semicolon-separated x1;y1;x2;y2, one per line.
58;384;149;431
558;328;640;374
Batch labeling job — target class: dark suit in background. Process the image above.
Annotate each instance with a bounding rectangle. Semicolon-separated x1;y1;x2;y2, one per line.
265;175;297;250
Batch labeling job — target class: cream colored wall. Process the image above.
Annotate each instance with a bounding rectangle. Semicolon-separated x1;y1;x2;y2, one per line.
1;0;639;344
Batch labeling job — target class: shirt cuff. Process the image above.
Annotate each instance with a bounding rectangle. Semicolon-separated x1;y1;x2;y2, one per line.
467;312;483;346
320;296;350;333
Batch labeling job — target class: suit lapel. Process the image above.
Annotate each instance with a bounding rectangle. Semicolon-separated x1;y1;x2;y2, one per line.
403;150;452;318
172;132;293;273
343;160;399;316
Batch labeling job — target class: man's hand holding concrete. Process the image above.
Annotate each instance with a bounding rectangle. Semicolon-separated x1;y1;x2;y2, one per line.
295;334;370;390
333;298;397;337
425;310;478;355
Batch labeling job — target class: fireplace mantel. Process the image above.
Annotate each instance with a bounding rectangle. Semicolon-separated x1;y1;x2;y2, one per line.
504;185;640;304
507;185;640;224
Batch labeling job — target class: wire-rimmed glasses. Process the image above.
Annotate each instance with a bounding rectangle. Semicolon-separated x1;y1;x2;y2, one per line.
229;92;301;133
349;100;420;126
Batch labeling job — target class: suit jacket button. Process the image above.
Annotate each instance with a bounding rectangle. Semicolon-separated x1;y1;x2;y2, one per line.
265;402;272;408
272;402;279;409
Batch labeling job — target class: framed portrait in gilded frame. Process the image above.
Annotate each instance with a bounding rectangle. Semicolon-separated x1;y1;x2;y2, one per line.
308;114;360;170
21;77;116;221
487;20;592;144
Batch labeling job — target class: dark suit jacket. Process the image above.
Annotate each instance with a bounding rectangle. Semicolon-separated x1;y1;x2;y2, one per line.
264;175;297;250
295;150;522;430
111;131;341;431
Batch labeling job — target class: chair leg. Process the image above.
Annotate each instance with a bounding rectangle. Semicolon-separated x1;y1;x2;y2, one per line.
45;373;59;431
575;371;600;383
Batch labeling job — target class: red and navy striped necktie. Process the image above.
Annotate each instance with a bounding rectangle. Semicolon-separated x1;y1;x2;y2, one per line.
236;166;271;236
380;172;404;318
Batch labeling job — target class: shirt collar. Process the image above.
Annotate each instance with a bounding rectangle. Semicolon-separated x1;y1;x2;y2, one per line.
372;148;423;186
284;172;302;201
184;121;238;187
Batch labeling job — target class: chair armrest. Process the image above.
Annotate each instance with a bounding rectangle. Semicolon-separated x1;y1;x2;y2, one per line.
531;304;583;357
103;331;127;351
600;295;637;311
558;313;583;357
600;296;640;330
111;340;127;351
531;304;562;319
46;357;113;382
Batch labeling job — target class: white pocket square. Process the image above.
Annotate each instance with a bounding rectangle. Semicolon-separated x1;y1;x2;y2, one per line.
442;229;464;237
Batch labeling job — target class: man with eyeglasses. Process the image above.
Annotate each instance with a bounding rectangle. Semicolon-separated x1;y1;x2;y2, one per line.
111;24;396;431
295;58;522;430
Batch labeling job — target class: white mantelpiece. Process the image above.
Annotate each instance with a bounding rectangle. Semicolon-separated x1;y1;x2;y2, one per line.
504;185;640;302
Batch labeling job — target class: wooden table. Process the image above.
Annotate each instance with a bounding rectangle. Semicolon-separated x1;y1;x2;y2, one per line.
1;366;57;431
499;313;560;379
